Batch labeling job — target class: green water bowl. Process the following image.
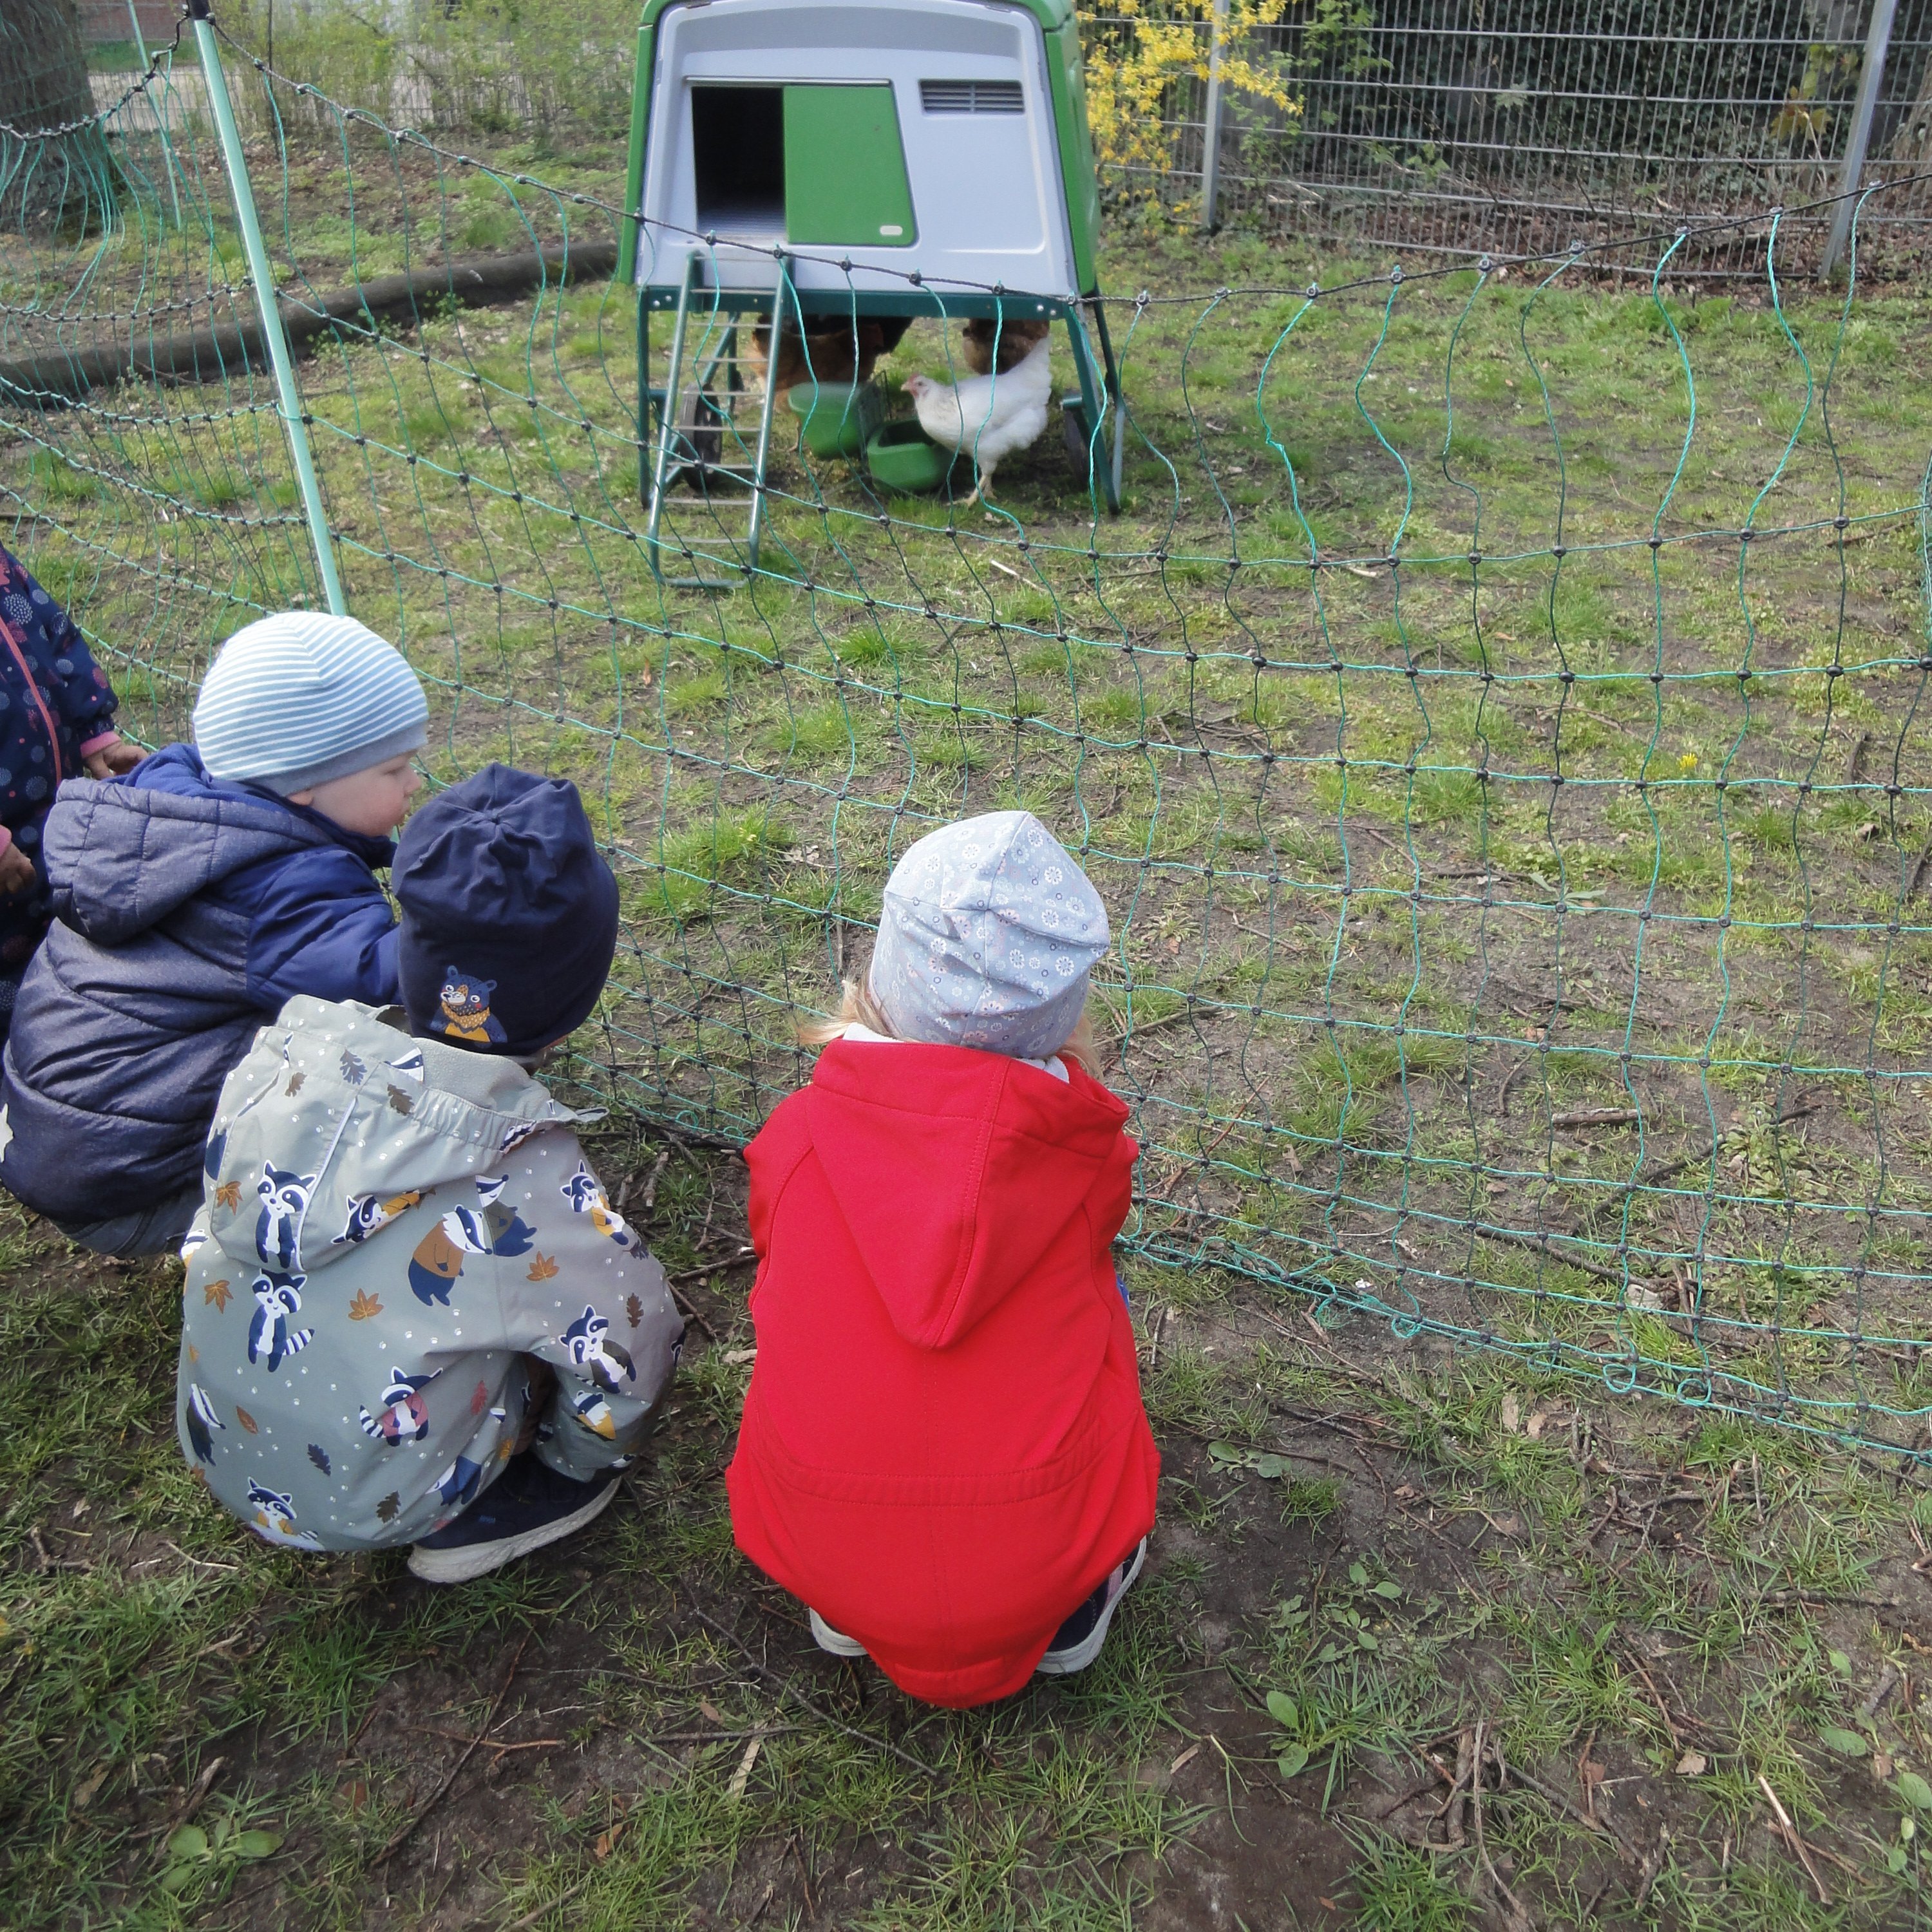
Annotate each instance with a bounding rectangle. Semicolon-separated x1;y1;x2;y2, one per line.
786;381;882;459
864;419;972;495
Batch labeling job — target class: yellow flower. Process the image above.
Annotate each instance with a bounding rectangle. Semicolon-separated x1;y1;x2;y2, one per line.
1678;752;1698;772
1079;1;1301;192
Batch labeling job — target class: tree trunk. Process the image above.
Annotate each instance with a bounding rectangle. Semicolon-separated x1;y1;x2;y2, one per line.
0;0;95;138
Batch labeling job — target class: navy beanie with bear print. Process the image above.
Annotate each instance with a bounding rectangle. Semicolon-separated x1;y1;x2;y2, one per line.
393;764;619;1057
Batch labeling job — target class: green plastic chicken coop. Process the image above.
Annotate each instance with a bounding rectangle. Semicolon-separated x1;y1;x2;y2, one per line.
618;0;1125;585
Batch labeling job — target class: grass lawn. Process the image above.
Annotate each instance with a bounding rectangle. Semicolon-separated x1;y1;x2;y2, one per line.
8;157;1931;1448
8;1148;1932;1929
5;108;1932;1927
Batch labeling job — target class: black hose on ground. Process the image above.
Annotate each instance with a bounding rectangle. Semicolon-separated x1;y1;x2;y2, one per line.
0;238;620;405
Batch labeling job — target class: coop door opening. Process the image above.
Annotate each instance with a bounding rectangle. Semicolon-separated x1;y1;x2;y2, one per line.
782;85;917;249
691;85;786;235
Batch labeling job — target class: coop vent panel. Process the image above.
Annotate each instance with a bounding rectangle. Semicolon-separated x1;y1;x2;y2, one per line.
920;80;1025;115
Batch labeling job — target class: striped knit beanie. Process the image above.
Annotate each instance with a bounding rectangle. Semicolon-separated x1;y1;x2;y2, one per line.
193;612;428;795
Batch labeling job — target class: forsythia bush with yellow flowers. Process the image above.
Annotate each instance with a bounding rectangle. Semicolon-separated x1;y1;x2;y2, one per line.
1077;0;1303;200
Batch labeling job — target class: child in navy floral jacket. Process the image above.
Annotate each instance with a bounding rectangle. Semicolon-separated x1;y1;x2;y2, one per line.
0;540;142;1034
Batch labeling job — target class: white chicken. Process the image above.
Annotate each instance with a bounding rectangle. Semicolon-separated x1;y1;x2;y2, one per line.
902;334;1053;507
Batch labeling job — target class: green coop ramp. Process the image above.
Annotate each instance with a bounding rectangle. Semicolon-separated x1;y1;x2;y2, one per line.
641;256;791;591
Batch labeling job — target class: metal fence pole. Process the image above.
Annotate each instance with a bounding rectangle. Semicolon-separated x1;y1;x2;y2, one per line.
1821;0;1900;278
1200;0;1229;230
187;0;346;614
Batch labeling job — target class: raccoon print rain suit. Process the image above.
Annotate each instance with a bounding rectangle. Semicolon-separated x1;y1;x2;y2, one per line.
176;996;682;1553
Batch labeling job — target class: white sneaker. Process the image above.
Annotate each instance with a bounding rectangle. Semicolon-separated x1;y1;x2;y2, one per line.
808;1607;867;1658
1036;1538;1148;1676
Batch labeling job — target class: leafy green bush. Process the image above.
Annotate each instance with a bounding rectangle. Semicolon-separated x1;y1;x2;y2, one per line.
218;0;636;147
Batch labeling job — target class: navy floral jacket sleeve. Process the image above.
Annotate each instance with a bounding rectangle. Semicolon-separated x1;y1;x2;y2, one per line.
0;541;120;968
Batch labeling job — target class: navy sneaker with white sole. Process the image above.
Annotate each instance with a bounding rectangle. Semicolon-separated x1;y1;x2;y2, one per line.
408;1451;621;1584
1036;1538;1148;1676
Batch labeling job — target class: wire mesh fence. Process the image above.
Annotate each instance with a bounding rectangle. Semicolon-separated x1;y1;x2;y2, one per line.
55;4;1932;270
1089;0;1932;272
5;24;1932;1461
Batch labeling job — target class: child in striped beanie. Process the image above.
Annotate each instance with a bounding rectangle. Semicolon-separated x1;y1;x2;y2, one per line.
191;609;428;831
0;612;428;1257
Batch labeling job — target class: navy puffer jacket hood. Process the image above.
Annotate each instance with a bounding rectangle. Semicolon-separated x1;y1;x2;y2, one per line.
0;744;401;1222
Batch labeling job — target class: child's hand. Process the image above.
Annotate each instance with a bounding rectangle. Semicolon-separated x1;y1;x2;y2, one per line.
83;741;145;779
0;843;36;895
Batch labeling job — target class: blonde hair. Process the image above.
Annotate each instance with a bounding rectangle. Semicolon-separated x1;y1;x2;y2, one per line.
802;974;1103;1079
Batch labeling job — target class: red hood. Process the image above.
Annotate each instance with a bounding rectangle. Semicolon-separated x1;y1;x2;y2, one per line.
800;1039;1134;1350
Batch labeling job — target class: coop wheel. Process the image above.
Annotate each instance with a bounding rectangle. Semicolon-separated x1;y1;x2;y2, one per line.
663;389;729;495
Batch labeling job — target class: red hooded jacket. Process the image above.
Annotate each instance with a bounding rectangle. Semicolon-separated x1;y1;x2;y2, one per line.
726;1037;1159;1707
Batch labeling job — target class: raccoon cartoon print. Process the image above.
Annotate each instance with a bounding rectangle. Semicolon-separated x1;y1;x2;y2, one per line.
333;1189;424;1247
254;1163;317;1271
559;1305;637;1393
246;1479;322;1549
359;1365;442;1444
560;1160;638;1249
247;1272;314;1372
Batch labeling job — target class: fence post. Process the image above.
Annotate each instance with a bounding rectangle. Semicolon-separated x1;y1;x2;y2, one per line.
187;0;346;615
126;0;185;227
1821;0;1899;278
1200;0;1229;231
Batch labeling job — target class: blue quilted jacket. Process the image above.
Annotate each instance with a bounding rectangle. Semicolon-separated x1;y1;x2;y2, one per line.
0;542;119;971
0;744;402;1220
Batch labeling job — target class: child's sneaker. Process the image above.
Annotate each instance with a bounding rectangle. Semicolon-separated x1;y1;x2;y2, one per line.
1035;1538;1147;1676
808;1607;868;1658
408;1452;620;1584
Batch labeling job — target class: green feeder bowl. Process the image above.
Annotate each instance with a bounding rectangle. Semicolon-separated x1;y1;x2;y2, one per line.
864;419;971;495
786;381;883;460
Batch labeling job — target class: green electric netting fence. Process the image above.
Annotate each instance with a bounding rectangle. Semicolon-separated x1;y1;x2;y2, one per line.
6;18;1932;1463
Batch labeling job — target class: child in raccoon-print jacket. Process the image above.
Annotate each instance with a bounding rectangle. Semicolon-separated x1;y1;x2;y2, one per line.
178;767;682;1578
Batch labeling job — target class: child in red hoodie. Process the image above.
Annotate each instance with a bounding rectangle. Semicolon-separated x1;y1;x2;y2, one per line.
726;811;1159;1707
